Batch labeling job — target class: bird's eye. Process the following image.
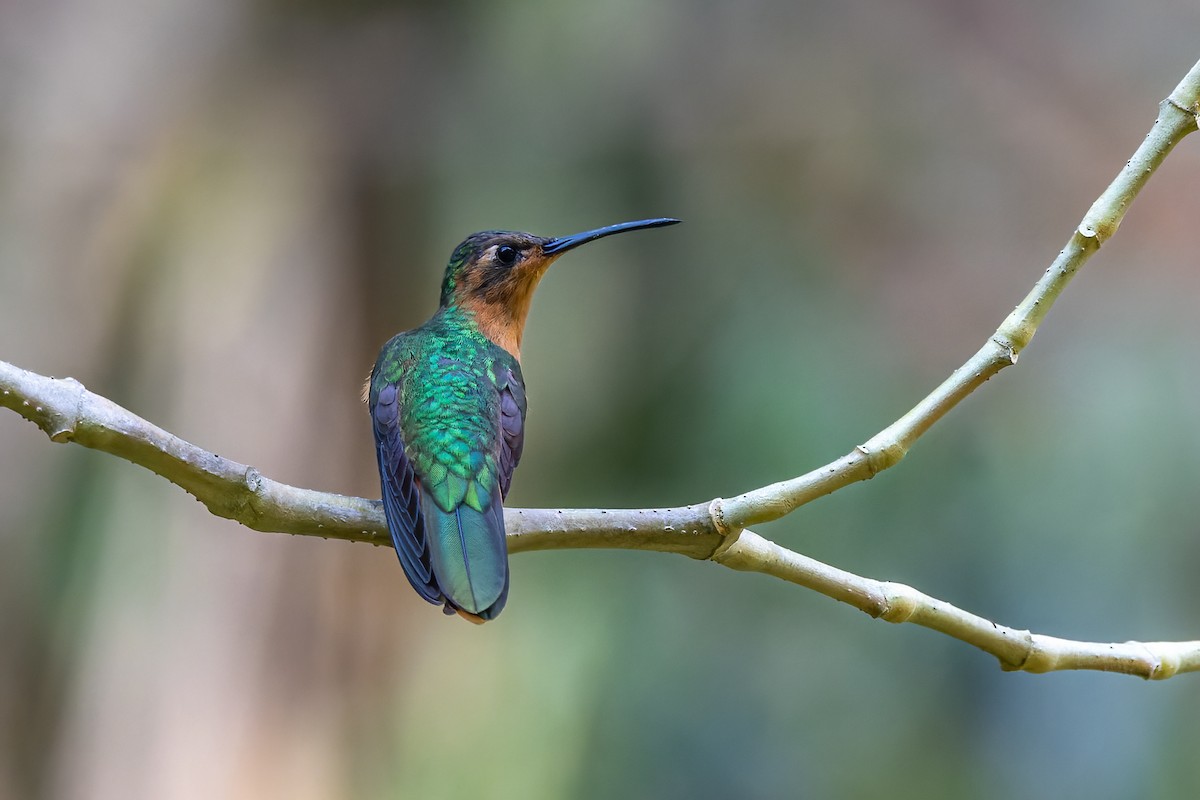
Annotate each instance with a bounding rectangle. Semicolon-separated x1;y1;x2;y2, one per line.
496;245;519;266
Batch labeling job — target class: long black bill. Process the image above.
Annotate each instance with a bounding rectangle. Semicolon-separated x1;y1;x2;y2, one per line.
541;217;681;256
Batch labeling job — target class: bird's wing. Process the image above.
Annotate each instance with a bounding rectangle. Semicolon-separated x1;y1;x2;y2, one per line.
371;378;442;606
495;363;527;499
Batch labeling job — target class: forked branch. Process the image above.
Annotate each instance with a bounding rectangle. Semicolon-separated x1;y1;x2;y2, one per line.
4;58;1200;679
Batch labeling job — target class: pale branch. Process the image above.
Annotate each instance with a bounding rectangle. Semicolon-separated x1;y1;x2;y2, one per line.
5;358;1200;679
711;530;1200;680
4;58;1200;678
716;57;1200;531
5;359;1200;679
0;359;723;557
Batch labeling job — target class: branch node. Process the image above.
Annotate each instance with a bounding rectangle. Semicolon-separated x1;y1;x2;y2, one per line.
1142;642;1177;680
877;582;920;623
856;442;905;476
990;337;1018;366
999;630;1040;672
244;466;262;493
708;526;751;565
47;377;85;443
853;444;879;477
708;497;733;537
1077;219;1110;243
233;466;267;524
1164;94;1200;126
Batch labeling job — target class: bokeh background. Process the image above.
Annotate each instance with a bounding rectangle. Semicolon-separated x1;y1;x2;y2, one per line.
2;1;1200;798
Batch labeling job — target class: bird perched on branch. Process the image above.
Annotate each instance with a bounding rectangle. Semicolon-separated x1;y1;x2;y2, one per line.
367;218;680;622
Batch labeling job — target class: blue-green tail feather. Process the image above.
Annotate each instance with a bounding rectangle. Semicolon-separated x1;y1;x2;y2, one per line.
421;485;509;619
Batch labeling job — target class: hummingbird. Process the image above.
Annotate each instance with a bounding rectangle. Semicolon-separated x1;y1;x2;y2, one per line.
367;218;680;623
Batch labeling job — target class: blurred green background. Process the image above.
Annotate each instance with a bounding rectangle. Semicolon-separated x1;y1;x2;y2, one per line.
2;1;1200;798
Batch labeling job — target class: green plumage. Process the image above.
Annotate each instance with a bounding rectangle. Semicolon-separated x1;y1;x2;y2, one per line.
370;305;523;617
377;310;509;512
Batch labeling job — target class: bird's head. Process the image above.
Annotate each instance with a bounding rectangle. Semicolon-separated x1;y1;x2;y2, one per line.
438;218;680;359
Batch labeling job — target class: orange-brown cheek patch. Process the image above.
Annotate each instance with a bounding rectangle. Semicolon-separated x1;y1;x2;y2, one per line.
455;254;558;363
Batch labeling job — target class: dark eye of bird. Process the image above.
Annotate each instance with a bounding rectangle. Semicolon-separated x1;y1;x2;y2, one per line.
496;245;518;266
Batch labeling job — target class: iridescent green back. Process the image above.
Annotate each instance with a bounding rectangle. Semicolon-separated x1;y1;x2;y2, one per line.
369;305;525;618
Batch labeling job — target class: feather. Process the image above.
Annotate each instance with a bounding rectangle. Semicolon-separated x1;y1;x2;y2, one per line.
496;366;527;498
372;380;441;605
422;483;509;619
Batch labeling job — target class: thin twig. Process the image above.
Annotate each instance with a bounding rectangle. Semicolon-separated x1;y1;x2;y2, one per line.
712;530;1200;679
716;58;1200;531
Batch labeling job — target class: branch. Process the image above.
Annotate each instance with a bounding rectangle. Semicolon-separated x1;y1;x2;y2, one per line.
712;530;1200;679
5;361;1199;679
0;360;722;556
716;58;1200;530
5;58;1200;679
